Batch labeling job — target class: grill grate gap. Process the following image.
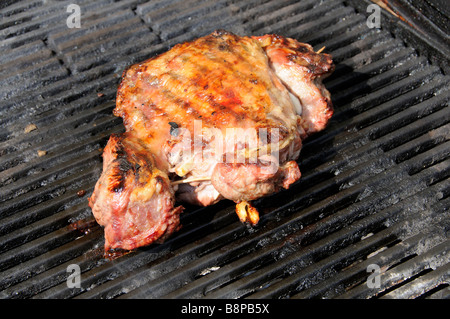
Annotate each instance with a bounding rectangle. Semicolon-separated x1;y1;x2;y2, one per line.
373;268;434;299
386;253;419;272
417;283;450;299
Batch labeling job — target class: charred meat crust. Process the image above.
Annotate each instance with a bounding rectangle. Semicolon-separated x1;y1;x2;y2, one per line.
105;134;157;193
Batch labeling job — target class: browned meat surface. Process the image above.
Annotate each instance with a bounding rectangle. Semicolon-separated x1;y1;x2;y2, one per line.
254;34;334;137
89;30;334;251
211;159;301;202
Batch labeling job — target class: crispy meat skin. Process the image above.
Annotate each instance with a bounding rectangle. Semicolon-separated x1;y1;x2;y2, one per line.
89;30;334;250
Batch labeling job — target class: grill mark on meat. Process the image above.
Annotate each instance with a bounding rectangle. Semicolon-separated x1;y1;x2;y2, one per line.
107;136;130;193
118;32;288;133
147;69;254;129
120;74;202;131
149;80;206;125
194;38;268;116
109;158;131;193
159;35;273;127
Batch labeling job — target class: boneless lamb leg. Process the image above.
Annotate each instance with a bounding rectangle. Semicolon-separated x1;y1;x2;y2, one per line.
90;30;334;251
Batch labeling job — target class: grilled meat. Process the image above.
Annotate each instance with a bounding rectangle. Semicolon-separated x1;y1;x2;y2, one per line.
89;30;334;251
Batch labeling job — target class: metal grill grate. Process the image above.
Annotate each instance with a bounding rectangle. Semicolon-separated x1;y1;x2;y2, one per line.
0;0;449;299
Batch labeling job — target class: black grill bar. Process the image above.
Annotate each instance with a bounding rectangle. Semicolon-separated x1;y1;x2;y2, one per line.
0;0;449;299
293;210;450;299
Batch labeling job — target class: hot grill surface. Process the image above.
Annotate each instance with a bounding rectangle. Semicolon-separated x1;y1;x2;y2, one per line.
0;0;449;299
